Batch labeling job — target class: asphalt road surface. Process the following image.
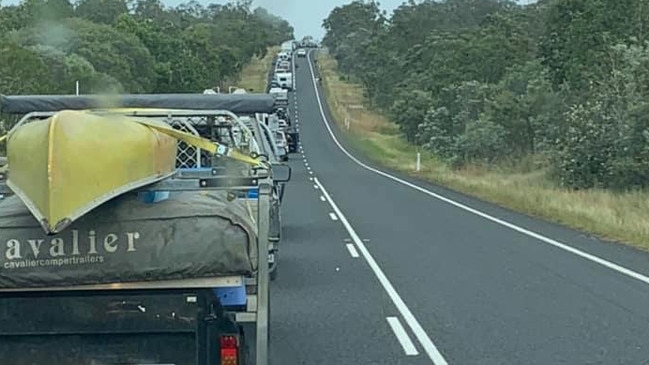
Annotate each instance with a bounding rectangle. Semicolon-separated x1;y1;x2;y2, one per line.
269;49;649;365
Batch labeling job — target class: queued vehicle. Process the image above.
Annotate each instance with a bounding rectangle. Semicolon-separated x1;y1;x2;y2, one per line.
0;93;292;365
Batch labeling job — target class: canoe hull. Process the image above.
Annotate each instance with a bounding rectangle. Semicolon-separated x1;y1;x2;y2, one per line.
7;110;177;234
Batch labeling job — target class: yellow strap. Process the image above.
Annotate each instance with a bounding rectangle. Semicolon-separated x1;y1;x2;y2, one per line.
83;109;263;167
132;118;266;168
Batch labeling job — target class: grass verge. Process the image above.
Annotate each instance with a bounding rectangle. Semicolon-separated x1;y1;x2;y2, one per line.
316;50;649;251
237;46;279;92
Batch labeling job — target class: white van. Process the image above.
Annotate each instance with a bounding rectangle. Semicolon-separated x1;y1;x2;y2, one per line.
274;72;293;90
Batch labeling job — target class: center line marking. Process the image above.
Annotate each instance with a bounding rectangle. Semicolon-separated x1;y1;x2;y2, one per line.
329;212;338;221
346;243;360;258
387;317;419;356
314;177;448;365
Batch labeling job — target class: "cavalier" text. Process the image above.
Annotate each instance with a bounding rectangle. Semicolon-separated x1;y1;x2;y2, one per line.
3;229;141;260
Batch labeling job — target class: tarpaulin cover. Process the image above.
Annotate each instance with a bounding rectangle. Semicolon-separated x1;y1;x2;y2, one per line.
0;93;277;115
0;190;258;289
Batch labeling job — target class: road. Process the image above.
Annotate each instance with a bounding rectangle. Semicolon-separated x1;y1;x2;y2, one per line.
269;50;649;365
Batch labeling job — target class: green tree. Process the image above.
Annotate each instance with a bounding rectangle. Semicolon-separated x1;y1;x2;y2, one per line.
75;0;128;24
0;0;292;97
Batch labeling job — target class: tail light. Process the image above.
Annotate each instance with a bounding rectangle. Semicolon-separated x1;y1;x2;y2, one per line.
220;335;239;365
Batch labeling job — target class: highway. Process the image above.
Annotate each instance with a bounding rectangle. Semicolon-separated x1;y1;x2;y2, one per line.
269;50;649;365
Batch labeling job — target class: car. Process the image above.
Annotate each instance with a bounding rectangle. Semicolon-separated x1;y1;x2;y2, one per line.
297;49;307;57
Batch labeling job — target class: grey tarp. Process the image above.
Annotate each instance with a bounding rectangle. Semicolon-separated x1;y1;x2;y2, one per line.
0;191;258;289
0;93;277;115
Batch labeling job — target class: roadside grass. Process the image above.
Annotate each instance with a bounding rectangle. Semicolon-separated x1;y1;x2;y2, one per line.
237;46;279;92
316;51;649;251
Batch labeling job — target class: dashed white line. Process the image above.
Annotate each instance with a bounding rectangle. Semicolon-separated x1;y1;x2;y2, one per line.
346;243;360;258
329;212;338;221
314;177;448;365
309;171;314;175
304;50;649;288
313;184;319;190
320;195;326;202
387;317;419;356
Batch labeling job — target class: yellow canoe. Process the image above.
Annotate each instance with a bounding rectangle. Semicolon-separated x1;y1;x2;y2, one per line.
6;110;177;234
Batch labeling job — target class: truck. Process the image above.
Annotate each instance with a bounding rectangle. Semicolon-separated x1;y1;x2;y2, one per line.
280;40;294;53
0;93;292;365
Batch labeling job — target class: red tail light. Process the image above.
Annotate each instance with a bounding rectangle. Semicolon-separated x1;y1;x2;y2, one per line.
220;335;239;365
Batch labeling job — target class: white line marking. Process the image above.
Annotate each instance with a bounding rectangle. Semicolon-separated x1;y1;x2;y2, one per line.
387;317;419;356
309;171;314;175
346;243;360;258
329;212;338;221
313;184;319;190
304;50;649;288
305;163;309;167
309;177;313;181
320;195;326;202
314;177;447;365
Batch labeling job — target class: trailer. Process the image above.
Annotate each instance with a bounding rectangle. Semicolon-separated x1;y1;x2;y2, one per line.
0;94;291;365
0;93;288;266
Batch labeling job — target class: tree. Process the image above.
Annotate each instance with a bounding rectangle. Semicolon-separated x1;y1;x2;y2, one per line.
75;0;128;24
0;0;293;96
